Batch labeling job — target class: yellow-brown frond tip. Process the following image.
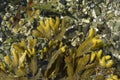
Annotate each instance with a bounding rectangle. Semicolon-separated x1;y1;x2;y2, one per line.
88;28;103;49
92;37;103;49
27;37;37;48
19;50;27;66
32;16;60;39
4;54;11;65
60;45;67;53
99;55;114;68
87;28;96;39
106;74;119;80
0;62;6;71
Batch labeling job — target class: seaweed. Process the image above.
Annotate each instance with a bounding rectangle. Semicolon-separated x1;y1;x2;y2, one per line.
0;1;120;79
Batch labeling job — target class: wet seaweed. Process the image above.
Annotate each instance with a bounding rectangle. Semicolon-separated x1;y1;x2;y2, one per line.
0;0;120;80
